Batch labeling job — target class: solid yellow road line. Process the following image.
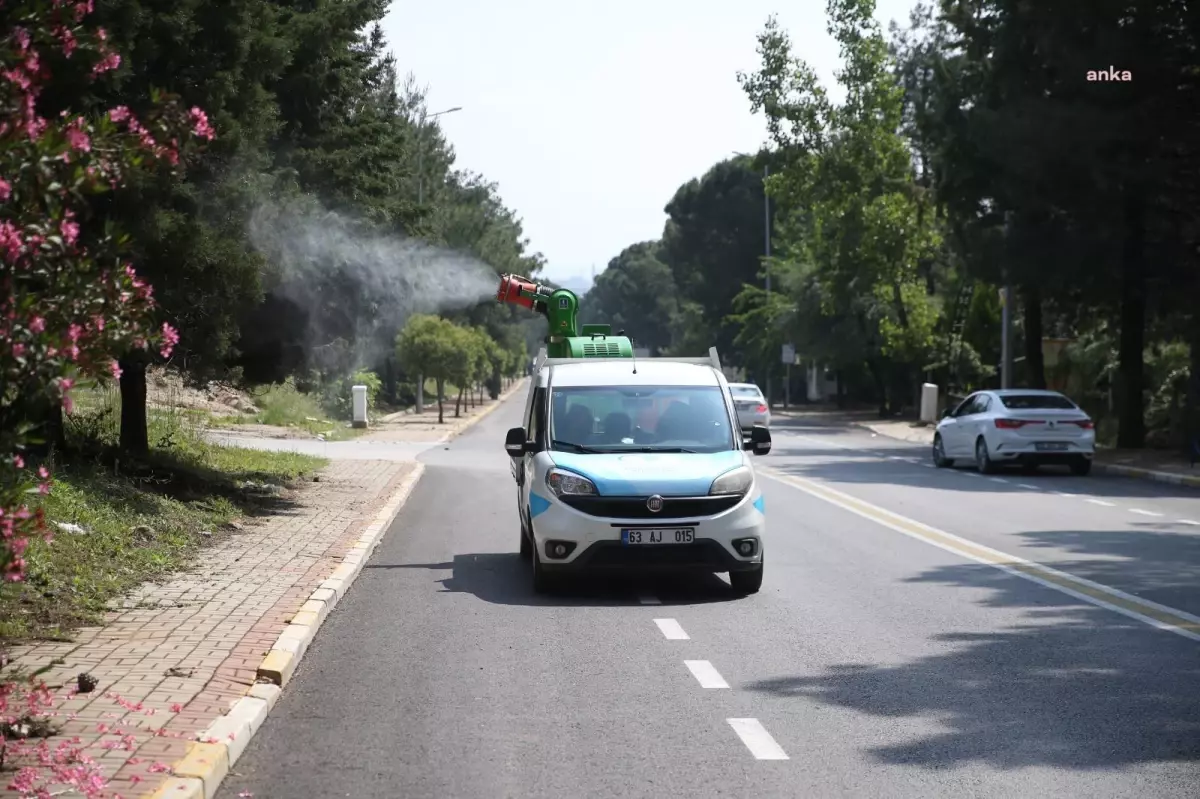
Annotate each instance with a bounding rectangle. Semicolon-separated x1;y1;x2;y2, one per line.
759;466;1200;642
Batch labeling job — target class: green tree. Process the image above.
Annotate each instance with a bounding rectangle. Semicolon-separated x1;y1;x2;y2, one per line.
739;3;942;415
586;242;678;354
67;0;291;452
912;0;1200;447
395;314;459;424
658;158;771;363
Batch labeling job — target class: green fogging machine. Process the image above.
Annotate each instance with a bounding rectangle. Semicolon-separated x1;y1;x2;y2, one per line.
495;273;634;359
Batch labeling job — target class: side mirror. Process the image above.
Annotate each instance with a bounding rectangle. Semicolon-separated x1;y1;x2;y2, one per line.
940;408;952;419
744;424;772;455
504;427;529;457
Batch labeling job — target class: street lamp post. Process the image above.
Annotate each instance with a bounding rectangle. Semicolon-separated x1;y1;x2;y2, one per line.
412;104;461;414
416;105;462;206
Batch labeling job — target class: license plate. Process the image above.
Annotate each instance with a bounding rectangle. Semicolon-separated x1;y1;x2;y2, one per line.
1035;442;1069;451
622;528;695;545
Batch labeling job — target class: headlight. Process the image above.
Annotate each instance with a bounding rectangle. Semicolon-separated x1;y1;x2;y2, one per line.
709;466;752;496
546;468;597;497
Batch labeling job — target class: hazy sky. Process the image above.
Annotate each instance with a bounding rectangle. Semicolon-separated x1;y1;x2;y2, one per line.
381;0;918;289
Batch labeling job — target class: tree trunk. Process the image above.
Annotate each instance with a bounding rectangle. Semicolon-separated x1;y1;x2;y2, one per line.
454;386;462;417
118;356;149;455
22;395;65;456
436;378;445;424
1116;193;1147;449
866;359;888;418
1185;319;1200;458
383;356;397;405
1021;285;1046;389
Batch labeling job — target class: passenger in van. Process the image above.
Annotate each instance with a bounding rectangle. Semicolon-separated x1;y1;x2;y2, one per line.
601;412;632;444
560;404;595;444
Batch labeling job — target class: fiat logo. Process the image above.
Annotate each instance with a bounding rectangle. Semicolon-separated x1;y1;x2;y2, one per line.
647;495;664;513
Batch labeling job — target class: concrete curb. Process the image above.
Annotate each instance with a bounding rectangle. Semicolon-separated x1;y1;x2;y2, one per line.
1093;462;1200;488
149;461;427;799
433;377;528;445
852;419;1200;490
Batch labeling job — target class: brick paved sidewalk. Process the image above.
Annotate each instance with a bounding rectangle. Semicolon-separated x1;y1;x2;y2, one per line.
0;459;416;798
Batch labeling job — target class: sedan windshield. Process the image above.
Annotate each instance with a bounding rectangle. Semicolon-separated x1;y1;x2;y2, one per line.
998;394;1078;410
549;385;735;453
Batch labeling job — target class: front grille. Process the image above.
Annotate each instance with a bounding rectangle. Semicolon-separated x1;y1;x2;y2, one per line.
586;542;729;569
560;494;741;519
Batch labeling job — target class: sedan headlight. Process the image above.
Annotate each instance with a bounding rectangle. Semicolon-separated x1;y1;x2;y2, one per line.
709;466;752;496
546;468;597;497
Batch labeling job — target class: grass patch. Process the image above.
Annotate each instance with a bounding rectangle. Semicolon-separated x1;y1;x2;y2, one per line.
210;380;365;440
0;397;326;644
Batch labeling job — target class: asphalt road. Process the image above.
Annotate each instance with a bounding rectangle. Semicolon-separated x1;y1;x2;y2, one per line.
218;400;1200;799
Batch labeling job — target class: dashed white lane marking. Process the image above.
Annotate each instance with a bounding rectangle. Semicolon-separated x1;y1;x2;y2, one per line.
988;477;1009;484
1016;483;1040;490
1055;491;1078;497
963;472;982;478
684;660;729;689
1087;499;1116;507
920;463;934;468
654;618;689;640
639;595;661;605
727;718;789;760
1177;519;1200;526
1129;508;1163;517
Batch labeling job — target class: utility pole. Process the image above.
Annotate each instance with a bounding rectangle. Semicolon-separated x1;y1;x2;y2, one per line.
732;151;775;406
1000;285;1013;389
1000;213;1014;390
412;104;461;413
763;161;773;408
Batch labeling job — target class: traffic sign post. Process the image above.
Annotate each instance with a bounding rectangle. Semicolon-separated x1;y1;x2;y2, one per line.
781;344;795;408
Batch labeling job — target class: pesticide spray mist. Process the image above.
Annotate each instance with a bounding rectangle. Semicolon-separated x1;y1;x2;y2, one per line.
247;198;501;372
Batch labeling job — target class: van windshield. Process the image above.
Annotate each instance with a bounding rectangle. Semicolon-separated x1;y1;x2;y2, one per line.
549;385;735;453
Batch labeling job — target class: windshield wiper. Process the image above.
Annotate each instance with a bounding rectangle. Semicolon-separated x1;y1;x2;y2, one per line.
550;439;603;454
629;446;698;454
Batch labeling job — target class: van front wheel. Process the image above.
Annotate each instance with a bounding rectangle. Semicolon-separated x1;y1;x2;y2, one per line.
730;561;764;596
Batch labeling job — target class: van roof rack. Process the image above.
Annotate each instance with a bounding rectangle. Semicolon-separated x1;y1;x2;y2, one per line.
533;347;721;373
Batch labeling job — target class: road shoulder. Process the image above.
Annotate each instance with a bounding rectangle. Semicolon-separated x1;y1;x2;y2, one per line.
775;410;1200;490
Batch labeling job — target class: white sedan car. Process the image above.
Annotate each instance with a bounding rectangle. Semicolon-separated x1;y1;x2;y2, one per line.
728;383;770;433
932;389;1095;475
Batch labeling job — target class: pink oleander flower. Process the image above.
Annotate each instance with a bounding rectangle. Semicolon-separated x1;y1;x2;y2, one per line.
0;220;23;262
160;321;180;358
93;51;119;75
189;107;215;140
57;26;78;57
